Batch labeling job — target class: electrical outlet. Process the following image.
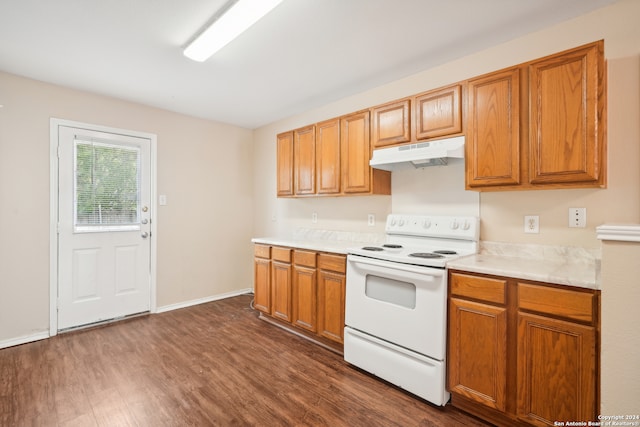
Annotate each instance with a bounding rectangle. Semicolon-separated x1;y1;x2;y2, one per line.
312;212;318;223
569;208;586;228
524;215;539;234
367;214;375;226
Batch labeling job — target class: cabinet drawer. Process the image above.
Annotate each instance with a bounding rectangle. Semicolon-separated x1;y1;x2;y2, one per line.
450;273;506;305
254;244;270;259
318;254;346;274
271;246;292;263
294;250;316;268
518;283;595;323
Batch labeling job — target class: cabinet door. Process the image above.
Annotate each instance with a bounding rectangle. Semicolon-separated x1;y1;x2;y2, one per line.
448;297;507;411
371;99;411;148
292;265;317;332
294;125;316;195
271;261;292;322
466;67;521;188
415;84;461;140
529;41;605;185
517;312;597;426
276;131;294;197
316;118;341;194
341;111;371;194
253;257;271;314
317;269;345;344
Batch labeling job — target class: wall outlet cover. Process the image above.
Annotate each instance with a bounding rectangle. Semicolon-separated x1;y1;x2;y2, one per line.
524;215;539;233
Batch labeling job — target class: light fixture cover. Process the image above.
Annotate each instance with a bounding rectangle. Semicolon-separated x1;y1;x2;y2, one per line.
184;0;284;62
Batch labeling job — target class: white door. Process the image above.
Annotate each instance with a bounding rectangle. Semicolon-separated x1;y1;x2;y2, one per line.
57;125;151;330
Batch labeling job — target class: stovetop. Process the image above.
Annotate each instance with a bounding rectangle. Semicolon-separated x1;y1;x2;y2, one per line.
347;214;479;268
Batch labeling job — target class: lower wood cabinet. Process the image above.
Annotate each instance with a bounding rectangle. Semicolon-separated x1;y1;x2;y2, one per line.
517;312;596;426
292;250;317;332
271;247;292;322
253;244;272;314
449;297;507;411
253;244;346;350
317;254;346;344
448;271;599;427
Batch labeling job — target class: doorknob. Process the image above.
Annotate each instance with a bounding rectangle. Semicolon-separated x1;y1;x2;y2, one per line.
141;232;149;238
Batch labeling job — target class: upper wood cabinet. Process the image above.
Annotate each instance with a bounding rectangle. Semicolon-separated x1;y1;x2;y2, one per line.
276;132;294;197
371;99;411;148
277;41;606;195
466;40;606;191
293;125;316;195
466;67;522;188
276;113;389;198
316;118;341;195
341;111;371;193
415;84;462;140
370;84;463;149
528;41;605;185
341;111;392;195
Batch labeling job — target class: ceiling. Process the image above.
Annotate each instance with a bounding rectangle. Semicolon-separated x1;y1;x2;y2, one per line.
0;0;616;129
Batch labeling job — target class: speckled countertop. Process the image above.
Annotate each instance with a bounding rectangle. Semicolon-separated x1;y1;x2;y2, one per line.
447;241;601;290
251;228;385;255
252;231;601;290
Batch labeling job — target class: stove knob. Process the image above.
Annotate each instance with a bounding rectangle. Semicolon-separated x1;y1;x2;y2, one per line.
423;219;431;229
390;218;397;226
399;218;405;226
450;220;459;230
462;220;471;230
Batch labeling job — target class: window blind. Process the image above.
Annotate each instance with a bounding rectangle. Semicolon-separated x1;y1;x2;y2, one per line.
74;137;141;231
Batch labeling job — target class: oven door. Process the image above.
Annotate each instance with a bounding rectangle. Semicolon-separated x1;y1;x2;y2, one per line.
345;254;447;360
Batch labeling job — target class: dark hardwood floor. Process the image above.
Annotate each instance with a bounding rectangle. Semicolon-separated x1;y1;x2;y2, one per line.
0;295;490;426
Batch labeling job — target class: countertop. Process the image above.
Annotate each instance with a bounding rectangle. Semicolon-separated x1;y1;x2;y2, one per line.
251;236;356;255
251;228;385;255
448;241;600;290
447;255;599;290
251;232;601;290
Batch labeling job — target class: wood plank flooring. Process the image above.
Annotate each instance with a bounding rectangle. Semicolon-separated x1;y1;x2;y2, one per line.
0;295;490;426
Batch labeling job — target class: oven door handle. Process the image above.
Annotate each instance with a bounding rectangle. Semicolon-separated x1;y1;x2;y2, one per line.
348;254;444;277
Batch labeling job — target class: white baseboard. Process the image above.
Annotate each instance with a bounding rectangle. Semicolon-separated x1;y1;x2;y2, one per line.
155;288;253;313
0;331;50;350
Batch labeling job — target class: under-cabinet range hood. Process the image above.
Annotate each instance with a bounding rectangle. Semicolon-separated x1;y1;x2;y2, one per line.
369;135;465;171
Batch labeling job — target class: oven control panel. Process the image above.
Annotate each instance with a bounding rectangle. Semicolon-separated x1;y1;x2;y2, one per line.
386;214;479;240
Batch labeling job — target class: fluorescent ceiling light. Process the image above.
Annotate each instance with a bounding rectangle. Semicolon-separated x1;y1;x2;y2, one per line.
184;0;284;62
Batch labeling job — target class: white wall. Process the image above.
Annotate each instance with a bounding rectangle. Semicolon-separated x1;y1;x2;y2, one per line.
252;0;640;415
0;71;254;345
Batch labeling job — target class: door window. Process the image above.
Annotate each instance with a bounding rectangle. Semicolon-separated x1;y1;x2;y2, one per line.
74;138;141;232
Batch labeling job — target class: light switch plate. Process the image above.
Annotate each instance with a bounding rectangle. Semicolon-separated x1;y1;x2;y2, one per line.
159;195;167;206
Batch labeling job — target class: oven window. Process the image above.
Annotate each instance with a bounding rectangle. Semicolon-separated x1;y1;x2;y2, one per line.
365;275;416;309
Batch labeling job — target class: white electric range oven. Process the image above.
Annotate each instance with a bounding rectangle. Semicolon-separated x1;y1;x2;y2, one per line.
344;214;479;406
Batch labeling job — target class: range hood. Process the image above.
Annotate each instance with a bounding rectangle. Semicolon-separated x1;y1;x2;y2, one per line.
369;135;465;171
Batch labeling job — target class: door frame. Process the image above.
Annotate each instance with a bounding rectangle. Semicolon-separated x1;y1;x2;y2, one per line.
49;118;158;336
